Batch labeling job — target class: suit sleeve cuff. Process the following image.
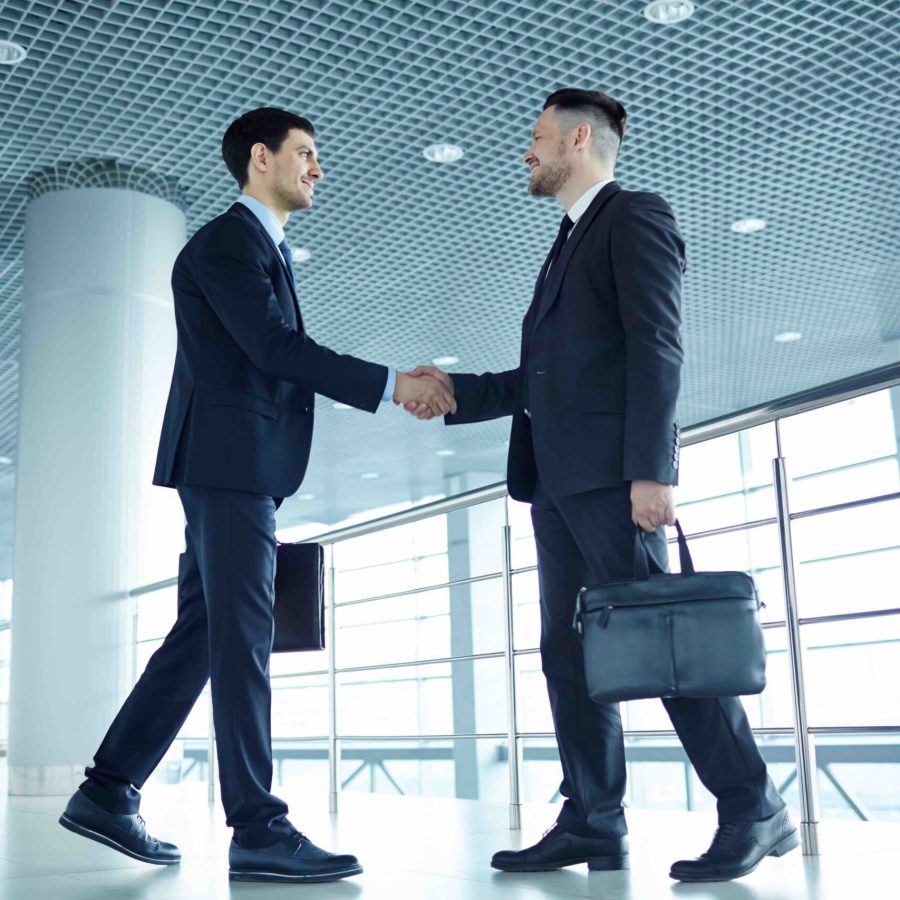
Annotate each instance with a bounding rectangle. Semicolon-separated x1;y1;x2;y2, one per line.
381;367;397;403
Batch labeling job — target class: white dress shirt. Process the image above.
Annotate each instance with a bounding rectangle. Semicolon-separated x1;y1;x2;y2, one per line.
565;178;614;230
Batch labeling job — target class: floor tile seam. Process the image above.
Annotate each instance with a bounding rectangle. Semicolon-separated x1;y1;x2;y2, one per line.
405;864;599;898
0;868;58;880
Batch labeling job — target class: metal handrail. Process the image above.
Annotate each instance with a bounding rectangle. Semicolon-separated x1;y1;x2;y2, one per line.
125;362;900;838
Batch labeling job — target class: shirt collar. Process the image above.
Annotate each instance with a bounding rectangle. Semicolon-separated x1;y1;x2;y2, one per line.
566;178;614;226
236;195;285;248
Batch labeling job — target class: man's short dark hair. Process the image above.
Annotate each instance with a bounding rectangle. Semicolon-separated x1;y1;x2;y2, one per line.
543;88;628;161
221;107;316;189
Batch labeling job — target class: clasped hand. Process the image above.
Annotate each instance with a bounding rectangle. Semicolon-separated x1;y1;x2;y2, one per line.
393;366;456;419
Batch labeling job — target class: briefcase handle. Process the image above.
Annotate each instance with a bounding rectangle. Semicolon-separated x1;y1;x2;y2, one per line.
633;519;695;580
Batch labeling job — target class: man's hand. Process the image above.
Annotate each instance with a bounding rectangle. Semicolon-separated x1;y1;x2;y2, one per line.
399;366;455;420
393;370;457;419
631;480;676;532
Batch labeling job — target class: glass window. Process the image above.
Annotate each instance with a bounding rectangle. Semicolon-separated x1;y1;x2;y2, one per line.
272;673;329;738
339;738;509;801
812;734;900;823
332;500;505;603
135;585;177;643
512;569;540;652
338;656;507;737
778;389;899;495
802;615;900;728
334;578;504;670
677;425;778;504
271;739;329;792
508;497;537;571
791;499;900;618
514;653;551;734
795;545;900;620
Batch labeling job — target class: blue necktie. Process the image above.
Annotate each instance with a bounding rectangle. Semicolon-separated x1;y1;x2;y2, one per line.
278;239;295;283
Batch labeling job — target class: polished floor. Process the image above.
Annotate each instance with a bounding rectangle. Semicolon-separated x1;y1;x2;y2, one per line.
1;781;898;899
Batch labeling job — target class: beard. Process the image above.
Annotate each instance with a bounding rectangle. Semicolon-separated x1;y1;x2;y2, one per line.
528;155;572;197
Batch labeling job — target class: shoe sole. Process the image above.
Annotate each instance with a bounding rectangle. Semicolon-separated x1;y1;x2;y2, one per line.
59;813;181;866
492;855;629;873
229;864;363;883
669;830;800;882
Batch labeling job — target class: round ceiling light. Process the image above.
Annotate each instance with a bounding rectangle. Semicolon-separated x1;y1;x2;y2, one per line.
360;472;381;480
643;1;696;25
435;449;456;457
432;355;459;367
0;41;27;66
0;456;12;465
774;332;803;343
730;218;766;234
423;144;464;163
291;247;311;263
298;493;315;500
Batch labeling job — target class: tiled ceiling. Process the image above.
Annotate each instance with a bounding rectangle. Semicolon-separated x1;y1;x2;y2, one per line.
1;0;898;576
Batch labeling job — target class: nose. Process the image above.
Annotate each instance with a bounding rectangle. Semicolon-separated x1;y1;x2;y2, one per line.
309;159;323;181
523;147;535;166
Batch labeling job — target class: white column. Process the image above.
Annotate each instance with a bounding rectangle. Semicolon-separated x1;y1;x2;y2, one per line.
8;162;186;794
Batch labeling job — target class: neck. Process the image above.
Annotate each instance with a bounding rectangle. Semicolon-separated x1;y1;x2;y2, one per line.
557;167;614;213
242;188;290;225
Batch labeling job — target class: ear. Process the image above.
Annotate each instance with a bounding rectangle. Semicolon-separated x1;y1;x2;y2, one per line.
573;122;592;152
248;141;269;174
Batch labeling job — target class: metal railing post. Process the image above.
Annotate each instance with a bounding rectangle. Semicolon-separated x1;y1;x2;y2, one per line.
207;699;216;804
327;549;340;815
773;421;820;854
501;521;522;829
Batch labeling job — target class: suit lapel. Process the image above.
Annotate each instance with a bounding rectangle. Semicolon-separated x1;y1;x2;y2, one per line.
531;181;621;331
229;203;303;329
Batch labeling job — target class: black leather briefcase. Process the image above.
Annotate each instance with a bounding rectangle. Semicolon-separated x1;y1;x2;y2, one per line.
572;521;766;703
273;541;325;652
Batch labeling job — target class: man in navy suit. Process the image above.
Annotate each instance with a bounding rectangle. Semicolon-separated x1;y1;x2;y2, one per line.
60;107;455;884
409;89;796;882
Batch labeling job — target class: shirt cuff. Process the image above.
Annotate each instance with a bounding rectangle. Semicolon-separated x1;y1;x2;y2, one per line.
381;368;397;403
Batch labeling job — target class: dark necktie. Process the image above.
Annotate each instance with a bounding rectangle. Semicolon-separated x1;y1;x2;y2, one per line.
521;214;574;414
542;213;574;287
278;239;295;283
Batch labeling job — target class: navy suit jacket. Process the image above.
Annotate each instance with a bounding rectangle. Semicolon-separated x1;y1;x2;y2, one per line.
445;182;685;502
153;202;388;498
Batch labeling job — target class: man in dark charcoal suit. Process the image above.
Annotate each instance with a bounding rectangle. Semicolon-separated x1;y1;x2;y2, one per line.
59;107;455;884
409;89;797;883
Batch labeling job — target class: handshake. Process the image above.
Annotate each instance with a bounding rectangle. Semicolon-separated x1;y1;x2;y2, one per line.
392;366;456;420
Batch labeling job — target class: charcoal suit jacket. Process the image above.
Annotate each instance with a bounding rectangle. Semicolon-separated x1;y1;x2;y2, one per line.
445;181;685;502
153;202;388;498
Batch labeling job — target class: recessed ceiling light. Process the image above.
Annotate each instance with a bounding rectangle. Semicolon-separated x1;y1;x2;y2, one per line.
333;402;353;410
298;493;315;500
432;355;459;367
0;456;11;465
774;331;803;343
643;1;695;24
291;247;311;263
436;449;455;457
360;472;380;480
0;41;27;66
730;218;766;234
423;144;464;163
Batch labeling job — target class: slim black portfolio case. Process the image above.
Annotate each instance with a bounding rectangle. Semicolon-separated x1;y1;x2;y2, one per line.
273;542;325;652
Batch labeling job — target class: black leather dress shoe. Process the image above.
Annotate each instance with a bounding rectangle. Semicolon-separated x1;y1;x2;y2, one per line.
491;823;628;872
59;789;181;865
669;808;799;882
229;831;363;883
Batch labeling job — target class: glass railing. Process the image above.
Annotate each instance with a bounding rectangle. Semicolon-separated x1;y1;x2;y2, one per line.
130;362;900;841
